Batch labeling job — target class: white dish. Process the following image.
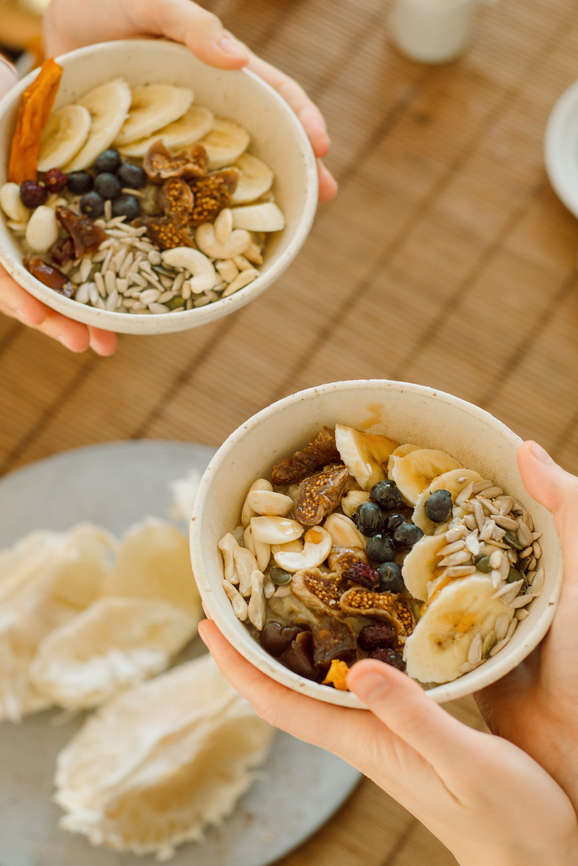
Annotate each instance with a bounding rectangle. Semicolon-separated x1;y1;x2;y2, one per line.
0;440;360;866
0;40;318;335
191;379;564;709
545;78;578;218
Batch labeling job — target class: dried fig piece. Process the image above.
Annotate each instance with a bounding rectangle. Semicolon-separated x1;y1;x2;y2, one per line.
189;168;240;225
291;567;343;617
328;546;367;576
135;215;195;251
281;630;318;681
156;177;194;218
272;427;342;486
55;206;105;258
260;621;306;657
50;235;75;266
312;618;357;669
143;141;208;184
25;255;74;297
295;466;349;526
339;588;415;642
341;561;380;591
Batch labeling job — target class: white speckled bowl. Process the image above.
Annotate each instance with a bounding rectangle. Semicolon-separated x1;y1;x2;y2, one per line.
191;379;564;708
0;40;318;334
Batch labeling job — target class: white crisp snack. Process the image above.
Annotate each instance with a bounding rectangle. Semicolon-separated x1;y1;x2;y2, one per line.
55;655;274;860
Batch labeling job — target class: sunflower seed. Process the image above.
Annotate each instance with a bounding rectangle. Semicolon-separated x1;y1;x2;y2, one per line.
532;541;542;559
489;636;511;657
149;302;169;314
439;550;472;567
472;480;493;495
492;525;507;542
194;296;211;307
499;553;510;580
78;257;92;283
75;283;90;304
116;278;128;294
446;525;468;543
456;482;474;506
510;593;533;609
88;283;99;305
495;614;510;641
495;515;519;531
493;579;523;602
477;496;500;515
531;569;545;597
105;290;119;311
506;618;518;639
532;531;543;541
104;271;116;296
497;496;514;515
186;298;193;310
522;511;534;532
128;273;148;287
464;514;477;531
519;545;533;559
111;247;128;273
467;633;483;665
104;199;112;221
438;540;466;556
158;290;177;303
118;251;134;278
472;500;485;532
101;247;114;273
489;550;503;570
482;486;503;499
444;565;477;577
491;569;502;588
94;272;106;298
507;547;518;564
465;533;481;556
94;296;106;310
516;609;530;621
517;523;533;547
139;288;161;305
481;518;496;541
458;661;477;674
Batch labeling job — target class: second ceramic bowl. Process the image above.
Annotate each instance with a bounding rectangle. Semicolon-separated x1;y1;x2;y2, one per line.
190;380;564;708
0;40;318;335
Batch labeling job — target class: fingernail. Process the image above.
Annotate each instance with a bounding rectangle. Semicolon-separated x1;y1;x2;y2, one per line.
218;37;247;57
531;442;554;465
351;671;390;702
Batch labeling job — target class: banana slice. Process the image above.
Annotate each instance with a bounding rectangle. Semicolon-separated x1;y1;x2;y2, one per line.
117;105;213;157
335;424;400;491
387;443;420;480
114;85;193;147
404;575;513;684
413;468;483;534
198;118;250;169
37;105;91;171
402;533;449;601
231;202;285;232
392;449;462;506
65;79;132;171
231;153;274;204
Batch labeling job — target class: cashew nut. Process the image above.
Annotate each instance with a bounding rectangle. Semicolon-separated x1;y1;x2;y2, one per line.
215;259;239;283
233;546;258;597
241;478;273;527
0;182;31;223
25;205;58;252
223;578;248;621
251;516;304;546
341;490;370;519
161;247;217;294
247;490;294;517
218;533;240;584
221;268;259;298
195;220;251;260
273;527;332;572
323;513;366;549
214;208;233;245
243;524;271;572
248;569;266;629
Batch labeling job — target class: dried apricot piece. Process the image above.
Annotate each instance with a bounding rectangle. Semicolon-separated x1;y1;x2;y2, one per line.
8;58;62;184
295;466;349;526
25;255;74;297
322;659;350;690
272;427;342;486
56;206;105;258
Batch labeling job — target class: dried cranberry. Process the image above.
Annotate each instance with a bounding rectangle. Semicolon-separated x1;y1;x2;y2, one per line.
50;235;75;266
312;619;357;669
260;622;305;657
358;623;397;652
25;256;74;297
282;631;318;681
56;206;106;258
341;561;380;591
44;168;67;194
20;180;47;208
369;647;405;671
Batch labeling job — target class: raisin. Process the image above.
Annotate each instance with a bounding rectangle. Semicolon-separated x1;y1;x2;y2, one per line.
341;561;380;590
55;206;106;258
358;623;397;652
368;647;405;671
44;168;67;194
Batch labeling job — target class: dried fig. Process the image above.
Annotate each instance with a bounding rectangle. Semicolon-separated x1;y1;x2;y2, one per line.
55;206;105;258
156;177;194;218
135;215;195;251
25;255;74;297
272;427;342;485
295;466;349;526
188;168;240;226
143;141;208;184
312;618;357;669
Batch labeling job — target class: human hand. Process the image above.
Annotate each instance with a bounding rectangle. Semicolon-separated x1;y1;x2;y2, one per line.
199;618;578;866
475;441;578;812
43;0;337;202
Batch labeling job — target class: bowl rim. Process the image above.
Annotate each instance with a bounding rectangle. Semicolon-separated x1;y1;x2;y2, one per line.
190;378;565;708
544;77;578;219
0;39;318;335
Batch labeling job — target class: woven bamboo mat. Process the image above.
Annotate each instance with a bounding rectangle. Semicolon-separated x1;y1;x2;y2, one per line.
3;0;578;862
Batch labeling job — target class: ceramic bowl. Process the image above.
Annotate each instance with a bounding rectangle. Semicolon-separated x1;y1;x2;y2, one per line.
0;40;318;335
190;379;564;708
545;78;578;219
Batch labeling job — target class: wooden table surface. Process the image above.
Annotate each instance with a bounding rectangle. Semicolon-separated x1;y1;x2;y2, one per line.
3;0;578;863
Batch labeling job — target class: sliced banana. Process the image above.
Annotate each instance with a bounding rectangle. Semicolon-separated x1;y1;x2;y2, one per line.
114;85;193;147
413;468;483;534
198;118;250;169
231;203;285;232
392;449;462;506
335;424;399;491
402;533;449;602
231;153;274;204
65;79;132;171
117;105;214;157
0;182;31;223
37;105;92;171
387;443;420;480
404;575;513;684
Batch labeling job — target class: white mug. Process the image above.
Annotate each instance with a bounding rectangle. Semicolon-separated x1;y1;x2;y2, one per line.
390;0;492;65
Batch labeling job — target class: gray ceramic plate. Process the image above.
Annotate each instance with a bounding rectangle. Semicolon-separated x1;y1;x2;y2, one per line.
0;440;360;866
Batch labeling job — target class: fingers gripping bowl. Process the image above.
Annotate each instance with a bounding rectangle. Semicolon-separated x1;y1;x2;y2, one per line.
190;381;564;709
0;40;318;335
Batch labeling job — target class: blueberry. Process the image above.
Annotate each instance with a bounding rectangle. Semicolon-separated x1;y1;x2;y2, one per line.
66;171;93;195
392;521;424;549
79;191;105;217
385;512;407;532
116;162;146;189
112;194;141;220
94;149;122;174
370;480;403;511
94;172;121;200
353;501;384;537
377;561;405;593
425;489;453;523
365;533;396;563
